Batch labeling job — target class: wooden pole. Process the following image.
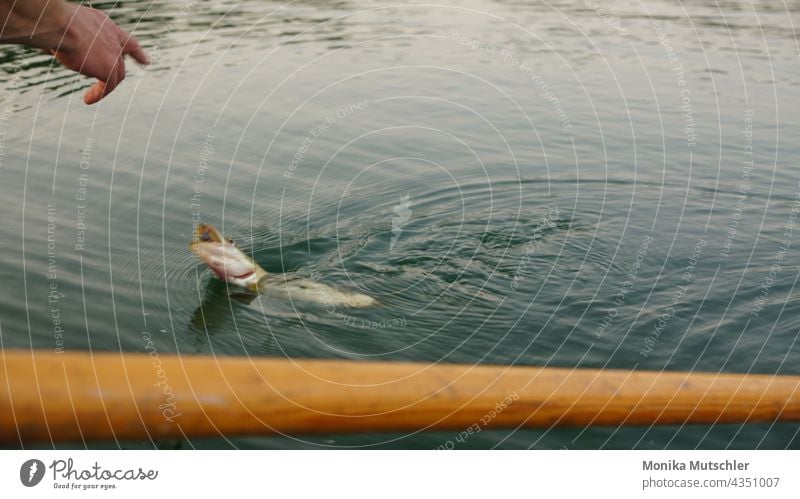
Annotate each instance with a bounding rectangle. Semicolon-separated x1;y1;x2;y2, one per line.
0;349;798;443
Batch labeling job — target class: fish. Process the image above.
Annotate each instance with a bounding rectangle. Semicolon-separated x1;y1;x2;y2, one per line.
190;224;266;292
190;223;376;308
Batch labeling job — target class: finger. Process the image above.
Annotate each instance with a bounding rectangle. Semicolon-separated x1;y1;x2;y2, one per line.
122;35;150;65
98;59;123;99
83;58;122;105
115;58;126;86
83;81;106;105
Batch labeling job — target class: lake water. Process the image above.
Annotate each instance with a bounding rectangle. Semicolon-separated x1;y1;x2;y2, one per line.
1;0;799;449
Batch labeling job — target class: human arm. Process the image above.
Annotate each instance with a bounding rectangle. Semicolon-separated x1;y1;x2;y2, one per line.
0;0;149;104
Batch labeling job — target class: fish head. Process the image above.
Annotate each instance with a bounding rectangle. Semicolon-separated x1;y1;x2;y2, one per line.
191;224;238;270
190;223;266;292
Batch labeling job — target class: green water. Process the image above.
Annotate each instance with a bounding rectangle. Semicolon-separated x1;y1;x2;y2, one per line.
1;0;799;449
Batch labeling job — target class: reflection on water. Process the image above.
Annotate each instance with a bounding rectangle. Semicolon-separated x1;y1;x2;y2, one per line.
1;0;799;450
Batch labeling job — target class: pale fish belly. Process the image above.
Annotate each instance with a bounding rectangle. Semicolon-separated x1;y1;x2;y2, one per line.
193;242;262;290
201;244;256;280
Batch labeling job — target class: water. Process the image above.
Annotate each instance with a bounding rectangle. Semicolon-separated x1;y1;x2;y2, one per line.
1;0;798;449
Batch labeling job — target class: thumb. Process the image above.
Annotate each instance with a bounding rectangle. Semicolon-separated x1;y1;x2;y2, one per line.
83;81;106;105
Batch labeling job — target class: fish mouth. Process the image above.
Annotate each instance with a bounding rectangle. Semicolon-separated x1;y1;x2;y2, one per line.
194;223;225;244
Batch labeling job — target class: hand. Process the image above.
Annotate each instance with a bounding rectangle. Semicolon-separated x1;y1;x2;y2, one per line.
53;3;149;104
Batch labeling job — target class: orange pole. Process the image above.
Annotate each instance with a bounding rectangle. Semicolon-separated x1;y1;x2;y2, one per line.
0;349;798;443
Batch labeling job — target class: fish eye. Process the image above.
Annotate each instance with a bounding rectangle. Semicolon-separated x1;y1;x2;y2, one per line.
201;232;211;241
